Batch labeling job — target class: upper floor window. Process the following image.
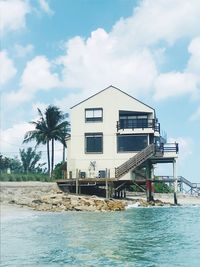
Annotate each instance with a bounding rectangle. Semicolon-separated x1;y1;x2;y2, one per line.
118;111;149;130
85;108;103;122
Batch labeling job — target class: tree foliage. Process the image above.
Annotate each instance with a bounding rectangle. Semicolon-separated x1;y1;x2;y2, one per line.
154;181;173;193
23;105;70;176
0;154;22;173
19;147;46;173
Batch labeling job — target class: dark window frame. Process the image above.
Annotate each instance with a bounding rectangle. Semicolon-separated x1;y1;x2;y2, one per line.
119;111;149;129
85;108;103;122
117;134;148;153
85;132;103;154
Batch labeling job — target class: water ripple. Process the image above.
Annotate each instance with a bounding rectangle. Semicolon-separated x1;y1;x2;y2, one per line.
1;207;200;267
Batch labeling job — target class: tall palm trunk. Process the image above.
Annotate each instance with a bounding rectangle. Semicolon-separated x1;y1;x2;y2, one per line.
62;144;65;163
47;140;50;176
51;138;54;177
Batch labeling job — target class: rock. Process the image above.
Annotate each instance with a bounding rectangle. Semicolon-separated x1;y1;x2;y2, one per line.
9;200;16;204
74;205;97;212
32;199;43;204
3;182;172;212
106;200;125;211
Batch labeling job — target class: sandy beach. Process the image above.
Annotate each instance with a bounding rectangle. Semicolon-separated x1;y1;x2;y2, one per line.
1;182;200;217
127;192;200;205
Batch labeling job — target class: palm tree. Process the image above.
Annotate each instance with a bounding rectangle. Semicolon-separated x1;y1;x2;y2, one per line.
56;124;70;163
23;108;51;174
44;106;70;173
23;105;70;176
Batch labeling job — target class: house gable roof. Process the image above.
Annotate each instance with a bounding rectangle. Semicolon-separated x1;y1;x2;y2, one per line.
70;85;155;113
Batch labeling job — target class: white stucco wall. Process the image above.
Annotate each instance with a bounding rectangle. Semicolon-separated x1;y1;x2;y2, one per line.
67;86;156;178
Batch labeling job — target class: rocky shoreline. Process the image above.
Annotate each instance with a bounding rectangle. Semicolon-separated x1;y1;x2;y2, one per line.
0;182;172;212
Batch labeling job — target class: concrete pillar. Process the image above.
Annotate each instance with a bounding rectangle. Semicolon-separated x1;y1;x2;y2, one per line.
110;182;114;198
151;165;155;198
146;162;154;202
173;160;178;205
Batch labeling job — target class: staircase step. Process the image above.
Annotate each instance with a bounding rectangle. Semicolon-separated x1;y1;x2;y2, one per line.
115;144;155;178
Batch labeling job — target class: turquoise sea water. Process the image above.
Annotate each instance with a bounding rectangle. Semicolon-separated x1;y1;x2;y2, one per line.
1;206;200;267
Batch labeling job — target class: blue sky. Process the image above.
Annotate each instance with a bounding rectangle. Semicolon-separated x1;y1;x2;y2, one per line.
0;0;200;182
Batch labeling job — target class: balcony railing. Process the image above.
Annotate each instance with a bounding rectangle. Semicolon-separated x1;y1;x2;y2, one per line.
117;119;160;132
155;142;179;153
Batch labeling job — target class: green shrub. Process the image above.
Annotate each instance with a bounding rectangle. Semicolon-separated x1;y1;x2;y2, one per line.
9;175;16;182
128;180;173;193
16;176;22;182
0;172;50;182
154;181;173;193
52;162;63;180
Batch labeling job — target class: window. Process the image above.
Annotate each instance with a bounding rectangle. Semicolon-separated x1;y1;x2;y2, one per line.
85;133;103;153
85;108;103;122
118;111;148;129
117;135;148;152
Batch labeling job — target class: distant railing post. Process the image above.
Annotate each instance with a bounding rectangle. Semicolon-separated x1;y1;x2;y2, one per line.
176;142;179;153
76;169;79;195
105;168;109;199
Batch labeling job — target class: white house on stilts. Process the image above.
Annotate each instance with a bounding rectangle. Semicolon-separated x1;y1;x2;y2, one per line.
63;86;178;202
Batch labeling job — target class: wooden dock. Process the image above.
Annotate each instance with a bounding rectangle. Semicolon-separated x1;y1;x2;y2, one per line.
57;178;134;198
56;175;199;199
56;177;152;199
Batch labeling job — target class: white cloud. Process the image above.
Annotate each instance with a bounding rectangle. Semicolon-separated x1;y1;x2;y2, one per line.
14;44;34;57
187;37;200;76
190;106;200;122
112;0;200;47
0;50;17;85
154;36;200;101
31;102;47;115
154;72;198;100
0;122;34;156
4;56;61;107
0;0;54;36
57;29;157;97
55;0;200;100
54;93;82;112
21;56;60;90
38;0;54;15
0;0;30;35
1;119;65;164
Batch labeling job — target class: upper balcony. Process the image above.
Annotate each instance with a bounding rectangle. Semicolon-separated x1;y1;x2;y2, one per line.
117;118;160;133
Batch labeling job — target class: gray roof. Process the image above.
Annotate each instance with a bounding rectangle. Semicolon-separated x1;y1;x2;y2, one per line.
70;85;155;114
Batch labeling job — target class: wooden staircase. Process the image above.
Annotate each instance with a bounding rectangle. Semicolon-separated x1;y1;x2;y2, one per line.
179;176;200;195
115;143;156;179
155;176;200;195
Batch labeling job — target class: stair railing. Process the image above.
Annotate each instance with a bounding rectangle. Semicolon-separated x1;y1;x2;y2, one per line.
115;143;155;178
